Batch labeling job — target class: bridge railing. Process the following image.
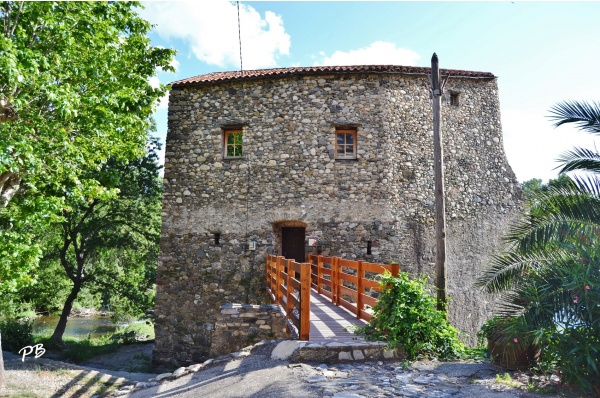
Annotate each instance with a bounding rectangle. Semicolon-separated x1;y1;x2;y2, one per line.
265;254;310;340
307;254;400;322
265;253;400;339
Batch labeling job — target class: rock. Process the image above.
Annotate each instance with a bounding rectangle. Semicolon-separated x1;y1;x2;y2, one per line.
304;375;327;383
188;363;203;372
271;340;301;360
155;372;172;381
172;367;187;378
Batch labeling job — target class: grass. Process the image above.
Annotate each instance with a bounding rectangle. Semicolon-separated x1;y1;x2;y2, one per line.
126;352;154;373
495;373;521;388
35;334;121;363
32;320;155;363
461;347;488;361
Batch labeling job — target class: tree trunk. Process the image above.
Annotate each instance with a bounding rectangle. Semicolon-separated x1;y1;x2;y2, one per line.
50;281;82;344
0;172;21;208
0;333;5;388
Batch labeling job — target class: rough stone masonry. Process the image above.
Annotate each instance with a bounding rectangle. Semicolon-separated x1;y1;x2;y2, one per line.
154;65;522;366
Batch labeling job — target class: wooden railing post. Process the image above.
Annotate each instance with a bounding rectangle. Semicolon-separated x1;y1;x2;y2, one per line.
333;256;340;306
390;262;400;277
266;255;270;292
276;256;283;305
316;255;323;295
356;260;363;319
285;259;293;320
299;261;311;340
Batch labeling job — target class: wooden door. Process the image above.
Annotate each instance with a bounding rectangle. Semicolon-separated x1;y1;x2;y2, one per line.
282;227;305;262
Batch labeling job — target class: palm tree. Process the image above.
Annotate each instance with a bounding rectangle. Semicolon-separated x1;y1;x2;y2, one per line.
475;100;600;393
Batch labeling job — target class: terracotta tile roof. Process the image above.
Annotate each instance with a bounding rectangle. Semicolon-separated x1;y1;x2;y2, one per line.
171;65;495;87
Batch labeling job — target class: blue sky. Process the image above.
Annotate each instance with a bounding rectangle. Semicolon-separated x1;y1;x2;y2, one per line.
141;1;600;182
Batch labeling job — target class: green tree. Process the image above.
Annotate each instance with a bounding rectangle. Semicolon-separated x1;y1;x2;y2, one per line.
0;1;174;286
476;101;600;393
520;173;573;203
0;2;174;384
48;140;162;344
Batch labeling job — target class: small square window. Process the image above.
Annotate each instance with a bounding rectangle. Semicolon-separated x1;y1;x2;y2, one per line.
223;129;243;158
450;93;460;107
335;129;357;160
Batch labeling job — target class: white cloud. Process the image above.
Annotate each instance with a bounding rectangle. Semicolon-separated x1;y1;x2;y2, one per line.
140;1;290;70
169;57;180;72
148;76;169;110
148;76;161;89
314;41;420;66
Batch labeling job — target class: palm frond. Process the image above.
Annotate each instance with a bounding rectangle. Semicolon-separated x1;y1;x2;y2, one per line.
475;249;570;293
570;173;600;196
505;186;600;251
557;146;600;174
548;100;600;135
495;259;596;330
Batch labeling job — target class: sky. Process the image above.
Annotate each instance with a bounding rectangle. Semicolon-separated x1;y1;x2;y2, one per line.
140;1;600;183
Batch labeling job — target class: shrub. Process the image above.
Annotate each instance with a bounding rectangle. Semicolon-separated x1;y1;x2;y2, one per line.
356;271;464;360
550;325;599;393
0;319;34;353
108;322;154;345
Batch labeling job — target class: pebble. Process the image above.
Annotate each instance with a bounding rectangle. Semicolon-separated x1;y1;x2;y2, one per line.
292;360;538;398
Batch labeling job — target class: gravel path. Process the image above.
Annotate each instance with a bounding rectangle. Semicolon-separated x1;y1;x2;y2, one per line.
0;343;585;398
125;343;576;398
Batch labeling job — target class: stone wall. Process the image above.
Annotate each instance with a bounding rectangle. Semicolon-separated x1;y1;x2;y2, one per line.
154;68;522;366
210;303;290;357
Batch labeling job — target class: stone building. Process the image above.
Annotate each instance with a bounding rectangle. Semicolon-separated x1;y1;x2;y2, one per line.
154;65;522;366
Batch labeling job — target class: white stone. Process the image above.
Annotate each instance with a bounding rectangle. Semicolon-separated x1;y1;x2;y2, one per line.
156;373;172;381
271;340;301;360
352;350;365;360
172;367;187;377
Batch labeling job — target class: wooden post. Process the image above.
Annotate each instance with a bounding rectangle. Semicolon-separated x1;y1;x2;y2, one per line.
333;257;340;306
299;261;311;340
265;255;269;291
390;262;400;277
266;255;272;294
356;260;364;319
317;256;323;295
431;53;448;314
285;259;293;320
276;256;283;305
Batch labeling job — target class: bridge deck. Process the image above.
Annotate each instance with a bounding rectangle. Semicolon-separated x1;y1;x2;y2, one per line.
309;288;368;343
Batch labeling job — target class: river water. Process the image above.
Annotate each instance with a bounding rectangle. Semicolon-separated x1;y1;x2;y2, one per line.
32;314;117;340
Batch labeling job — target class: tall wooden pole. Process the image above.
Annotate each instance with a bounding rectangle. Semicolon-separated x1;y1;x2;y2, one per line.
431;53;447;314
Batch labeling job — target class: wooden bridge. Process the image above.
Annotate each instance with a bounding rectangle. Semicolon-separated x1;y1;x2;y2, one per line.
265;254;400;342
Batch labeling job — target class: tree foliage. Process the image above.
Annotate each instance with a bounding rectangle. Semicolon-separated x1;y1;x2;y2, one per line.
48;140;163;343
476;100;600;393
0;1;174;291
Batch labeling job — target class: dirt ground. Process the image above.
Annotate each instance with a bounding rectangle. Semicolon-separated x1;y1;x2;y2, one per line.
1;343;593;398
0;343;157;398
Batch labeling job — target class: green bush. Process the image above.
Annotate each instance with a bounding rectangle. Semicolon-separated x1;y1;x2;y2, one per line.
356;271;464;360
0;319;34;353
108;322;154;345
0;297;36;320
550;325;599;392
